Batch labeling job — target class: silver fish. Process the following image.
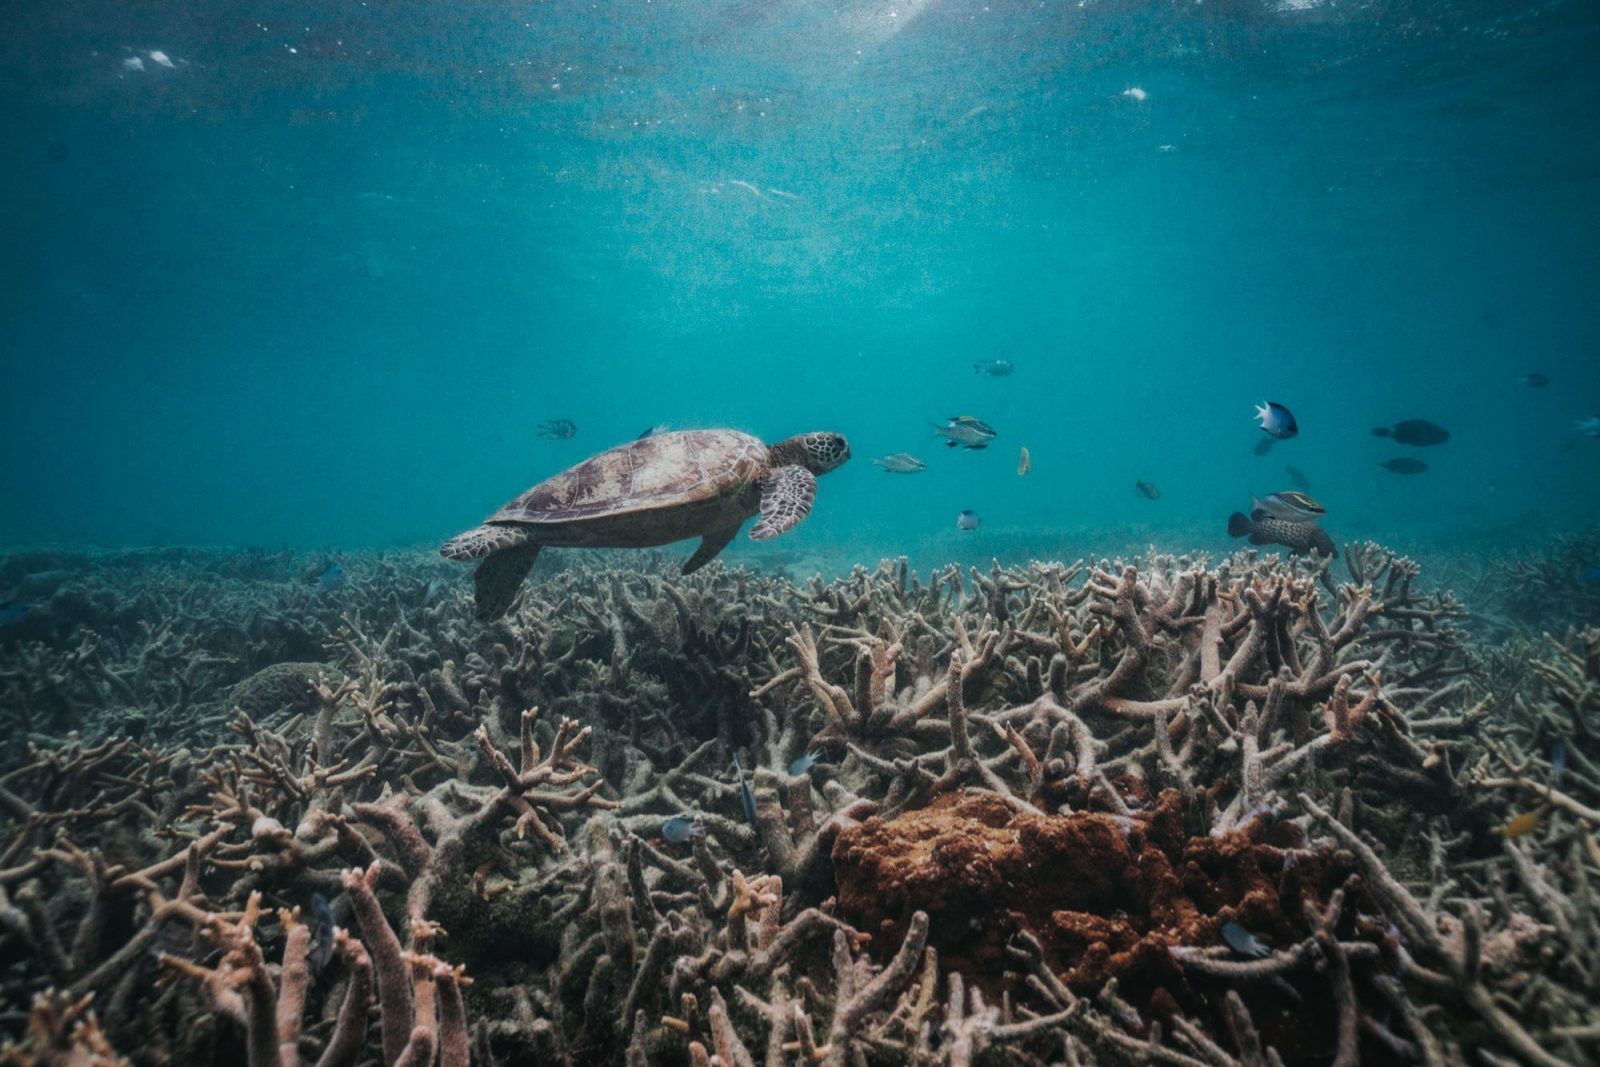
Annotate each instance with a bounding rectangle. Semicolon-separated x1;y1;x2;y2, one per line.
957;509;981;531
934;416;996;450
973;359;1015;377
872;453;927;473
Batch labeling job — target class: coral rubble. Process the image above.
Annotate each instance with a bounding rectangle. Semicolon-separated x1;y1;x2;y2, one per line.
0;540;1594;1065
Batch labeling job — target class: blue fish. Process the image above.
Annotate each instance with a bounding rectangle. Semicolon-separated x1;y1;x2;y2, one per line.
661;816;705;843
1552;741;1568;788
1221;921;1271;959
734;756;758;827
317;563;346;593
1254;401;1298;440
0;601;28;627
1581;565;1600;585
308;893;337;975
788;750;821;776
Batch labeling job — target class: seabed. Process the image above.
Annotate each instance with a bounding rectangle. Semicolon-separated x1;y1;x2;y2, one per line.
0;535;1596;1066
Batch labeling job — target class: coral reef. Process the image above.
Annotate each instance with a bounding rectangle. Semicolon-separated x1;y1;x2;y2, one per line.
0;538;1593;1065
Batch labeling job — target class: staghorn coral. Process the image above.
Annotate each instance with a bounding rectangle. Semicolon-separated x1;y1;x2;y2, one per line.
0;542;1590;1066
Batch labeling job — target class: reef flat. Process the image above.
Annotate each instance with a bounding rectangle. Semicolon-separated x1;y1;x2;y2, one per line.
0;539;1595;1066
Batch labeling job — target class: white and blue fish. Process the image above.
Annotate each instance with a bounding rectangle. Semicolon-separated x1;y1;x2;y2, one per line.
1253;401;1298;440
734;756;758;827
661;815;705;843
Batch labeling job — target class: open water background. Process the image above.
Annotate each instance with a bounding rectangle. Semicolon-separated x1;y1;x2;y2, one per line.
2;0;1596;572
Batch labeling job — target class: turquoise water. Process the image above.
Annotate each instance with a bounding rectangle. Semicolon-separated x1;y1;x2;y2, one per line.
3;0;1597;567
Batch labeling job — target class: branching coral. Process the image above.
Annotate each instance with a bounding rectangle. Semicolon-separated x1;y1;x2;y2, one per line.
0;543;1586;1066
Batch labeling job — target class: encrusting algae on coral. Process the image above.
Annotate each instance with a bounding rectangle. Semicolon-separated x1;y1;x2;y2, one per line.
0;541;1595;1065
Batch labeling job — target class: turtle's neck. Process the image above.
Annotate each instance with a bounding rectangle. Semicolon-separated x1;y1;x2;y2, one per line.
765;437;810;470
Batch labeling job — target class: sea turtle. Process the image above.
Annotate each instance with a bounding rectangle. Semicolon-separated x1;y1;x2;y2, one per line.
441;429;850;620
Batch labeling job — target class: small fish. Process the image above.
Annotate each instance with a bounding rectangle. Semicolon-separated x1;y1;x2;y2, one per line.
1135;480;1160;500
308;893;337;975
1227;513;1335;556
1122;86;1148;101
788;750;821;776
1017;447;1031;476
734;757;758;827
1221;921;1271;960
1254;401;1298;441
974;359;1015;377
637;423;671;440
934;416;996;450
1251;491;1324;523
661;816;705;843
148;50;176;69
1252;437;1276;456
872;453;927;474
1551;741;1568;787
0;601;29;626
957;509;981;531
1286;465;1312;492
1379;458;1429;475
423;578;447;605
1582;565;1600;584
122;56;144;72
1518;373;1549;388
316;563;346;592
1502;809;1544;839
538;418;577;439
1573;417;1600;438
1372;419;1450;446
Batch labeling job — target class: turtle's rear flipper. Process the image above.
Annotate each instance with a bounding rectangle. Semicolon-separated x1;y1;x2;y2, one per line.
750;465;817;540
473;545;541;621
683;523;741;574
442;523;531;561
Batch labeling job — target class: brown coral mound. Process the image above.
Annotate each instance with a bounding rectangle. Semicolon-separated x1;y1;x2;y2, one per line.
833;790;1353;1009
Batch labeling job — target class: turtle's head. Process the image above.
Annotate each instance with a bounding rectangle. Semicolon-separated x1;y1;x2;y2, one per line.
774;432;850;474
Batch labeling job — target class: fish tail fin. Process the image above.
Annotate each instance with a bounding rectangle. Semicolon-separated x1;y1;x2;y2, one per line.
1227;513;1253;539
1371;427;1391;437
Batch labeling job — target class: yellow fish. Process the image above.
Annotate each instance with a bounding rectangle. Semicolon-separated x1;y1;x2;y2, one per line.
1502;809;1543;838
1017;446;1031;476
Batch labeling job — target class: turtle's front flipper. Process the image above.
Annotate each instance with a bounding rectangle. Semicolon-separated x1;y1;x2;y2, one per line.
750;466;817;541
683;522;741;574
473;544;541;621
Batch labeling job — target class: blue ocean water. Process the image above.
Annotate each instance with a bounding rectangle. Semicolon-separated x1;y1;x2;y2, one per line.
2;0;1596;571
